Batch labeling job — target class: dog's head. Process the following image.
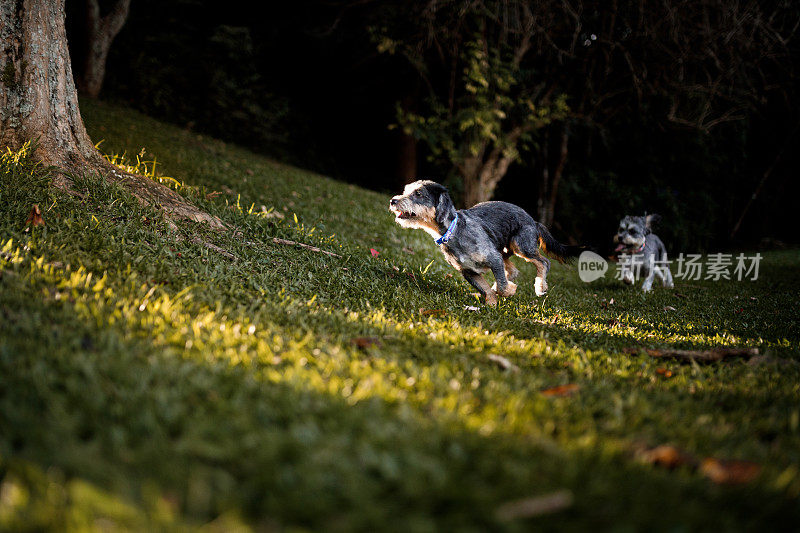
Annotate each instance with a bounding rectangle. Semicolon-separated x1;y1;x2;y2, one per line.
389;180;454;236
613;214;660;251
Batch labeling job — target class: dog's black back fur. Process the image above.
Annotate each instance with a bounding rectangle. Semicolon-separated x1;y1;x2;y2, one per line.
454;201;583;264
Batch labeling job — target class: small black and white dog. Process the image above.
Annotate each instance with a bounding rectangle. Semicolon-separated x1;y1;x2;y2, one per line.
613;214;674;292
389;180;583;306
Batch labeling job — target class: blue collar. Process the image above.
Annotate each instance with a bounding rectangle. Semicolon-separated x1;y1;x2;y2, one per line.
435;214;458;245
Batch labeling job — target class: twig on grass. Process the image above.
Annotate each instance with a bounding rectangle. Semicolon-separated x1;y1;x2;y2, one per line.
241;237;342;258
495;490;574;521
271;237;342;258
624;346;758;363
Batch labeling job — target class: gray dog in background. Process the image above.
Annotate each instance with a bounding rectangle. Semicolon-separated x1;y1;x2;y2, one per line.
613;214;674;292
389;180;583;306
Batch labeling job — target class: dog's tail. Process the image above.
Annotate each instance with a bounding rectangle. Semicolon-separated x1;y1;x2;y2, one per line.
536;223;588;264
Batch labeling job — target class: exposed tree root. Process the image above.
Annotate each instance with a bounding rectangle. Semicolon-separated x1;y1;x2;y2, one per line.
51;152;225;230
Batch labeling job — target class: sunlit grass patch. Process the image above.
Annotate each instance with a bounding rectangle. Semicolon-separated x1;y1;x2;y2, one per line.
1;105;799;530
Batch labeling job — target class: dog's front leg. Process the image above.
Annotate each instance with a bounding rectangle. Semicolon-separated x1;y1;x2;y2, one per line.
621;263;635;285
661;260;674;288
489;259;517;297
640;264;656;292
463;270;498;306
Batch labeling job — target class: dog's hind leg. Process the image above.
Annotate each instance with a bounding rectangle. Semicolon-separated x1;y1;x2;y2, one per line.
503;256;520;282
463;270;498;306
510;227;550;296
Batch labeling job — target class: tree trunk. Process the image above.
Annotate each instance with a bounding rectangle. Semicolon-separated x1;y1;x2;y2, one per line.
543;125;569;227
536;129;551;224
393;92;418;187
77;0;130;99
460;148;516;208
536;125;569;227
0;0;220;227
1;0;100;172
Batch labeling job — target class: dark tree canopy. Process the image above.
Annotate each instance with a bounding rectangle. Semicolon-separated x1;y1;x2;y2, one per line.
58;0;800;249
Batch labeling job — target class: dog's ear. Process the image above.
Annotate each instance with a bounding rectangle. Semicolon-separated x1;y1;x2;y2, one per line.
434;186;454;225
645;214;661;231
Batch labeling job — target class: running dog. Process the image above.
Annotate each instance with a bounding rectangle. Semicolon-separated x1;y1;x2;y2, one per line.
613;214;674;291
389;180;583;306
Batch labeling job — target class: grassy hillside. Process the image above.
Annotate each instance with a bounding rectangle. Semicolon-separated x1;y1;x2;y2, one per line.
0;100;798;531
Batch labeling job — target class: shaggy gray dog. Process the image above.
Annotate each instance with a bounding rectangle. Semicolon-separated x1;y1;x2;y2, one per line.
613;214;674;292
389;180;583;306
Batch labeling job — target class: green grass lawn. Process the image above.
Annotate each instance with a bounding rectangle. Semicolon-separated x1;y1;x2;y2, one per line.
1;100;799;531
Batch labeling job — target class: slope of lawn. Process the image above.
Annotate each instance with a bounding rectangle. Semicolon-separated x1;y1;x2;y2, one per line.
0;100;798;531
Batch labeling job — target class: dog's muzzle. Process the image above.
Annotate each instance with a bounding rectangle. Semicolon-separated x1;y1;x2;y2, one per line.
389;197;415;219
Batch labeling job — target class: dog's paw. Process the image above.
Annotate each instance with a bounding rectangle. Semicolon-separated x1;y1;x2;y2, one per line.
534;277;548;297
502;281;517;297
492;281;517;297
484;291;498;307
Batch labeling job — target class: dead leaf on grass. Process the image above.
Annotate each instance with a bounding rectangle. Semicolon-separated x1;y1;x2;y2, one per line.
25;205;44;227
637;444;761;486
655;367;674;378
700;458;761;485
419;308;446;317
541;384;580;397
350;337;381;349
638;445;692;469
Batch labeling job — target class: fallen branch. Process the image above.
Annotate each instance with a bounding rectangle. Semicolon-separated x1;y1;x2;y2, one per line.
625;347;758;363
260;238;342;258
495;490;574;521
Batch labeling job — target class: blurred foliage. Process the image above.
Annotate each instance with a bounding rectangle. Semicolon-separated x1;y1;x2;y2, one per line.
393;37;568;177
65;0;800;250
69;1;288;155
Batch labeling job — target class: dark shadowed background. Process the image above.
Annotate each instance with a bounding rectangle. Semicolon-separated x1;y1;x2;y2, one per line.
66;0;800;253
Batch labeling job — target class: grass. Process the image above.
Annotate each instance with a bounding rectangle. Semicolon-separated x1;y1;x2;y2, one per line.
0;99;798;531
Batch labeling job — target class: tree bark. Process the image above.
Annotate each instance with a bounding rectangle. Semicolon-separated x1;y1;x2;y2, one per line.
77;0;130;99
543;125;569;227
394;130;417;187
393;93;418;187
0;0;221;227
535;125;569;227
459;128;524;207
1;0;100;172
